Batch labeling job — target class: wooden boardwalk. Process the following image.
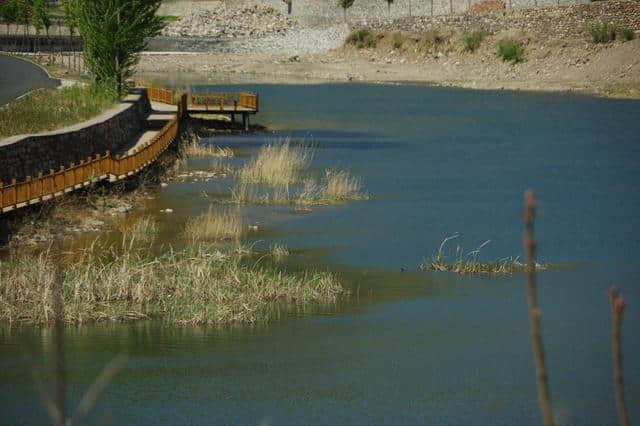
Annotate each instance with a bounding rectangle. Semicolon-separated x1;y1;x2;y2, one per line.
0;84;260;214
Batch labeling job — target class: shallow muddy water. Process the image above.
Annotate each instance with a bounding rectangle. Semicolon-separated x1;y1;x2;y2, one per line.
2;84;640;425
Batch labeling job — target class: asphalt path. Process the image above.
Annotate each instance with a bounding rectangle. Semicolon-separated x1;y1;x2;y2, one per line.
0;54;60;105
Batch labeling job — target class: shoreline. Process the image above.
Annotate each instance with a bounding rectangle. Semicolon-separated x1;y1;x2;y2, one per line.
137;43;640;100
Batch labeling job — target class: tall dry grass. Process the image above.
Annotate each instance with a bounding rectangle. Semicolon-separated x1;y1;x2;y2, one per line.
184;206;245;241
0;240;347;325
237;141;312;186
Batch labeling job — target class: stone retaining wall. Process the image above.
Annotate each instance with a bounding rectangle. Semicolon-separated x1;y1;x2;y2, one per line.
367;0;640;35
0;90;151;186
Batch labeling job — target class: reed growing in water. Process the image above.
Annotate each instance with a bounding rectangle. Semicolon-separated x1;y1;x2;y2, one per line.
420;233;547;275
237;141;311;186
0;239;347;325
184;206;245;241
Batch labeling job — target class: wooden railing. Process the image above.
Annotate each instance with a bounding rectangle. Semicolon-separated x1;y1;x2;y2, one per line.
0;91;186;214
147;86;175;105
136;81;259;112
0;80;261;214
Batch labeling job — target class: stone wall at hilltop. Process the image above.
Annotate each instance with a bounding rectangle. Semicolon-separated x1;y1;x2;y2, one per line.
366;0;640;34
233;0;592;23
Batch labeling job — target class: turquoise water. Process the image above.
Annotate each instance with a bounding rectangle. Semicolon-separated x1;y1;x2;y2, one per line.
1;84;639;425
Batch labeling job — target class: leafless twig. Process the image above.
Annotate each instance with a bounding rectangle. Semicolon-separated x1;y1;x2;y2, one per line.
608;286;630;426
524;190;554;426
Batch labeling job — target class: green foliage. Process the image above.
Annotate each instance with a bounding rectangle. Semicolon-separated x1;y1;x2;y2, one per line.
347;28;376;49
31;0;51;35
62;0;78;36
0;83;116;139
15;0;29;27
588;22;637;43
159;14;179;23
588;22;618;43
462;30;488;52
617;27;636;41
77;0;165;97
0;0;19;29
497;38;524;64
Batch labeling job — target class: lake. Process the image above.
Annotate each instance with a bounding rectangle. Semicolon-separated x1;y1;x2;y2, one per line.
1;83;639;425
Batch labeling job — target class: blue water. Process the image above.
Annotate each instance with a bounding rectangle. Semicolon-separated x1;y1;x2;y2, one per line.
1;84;639;425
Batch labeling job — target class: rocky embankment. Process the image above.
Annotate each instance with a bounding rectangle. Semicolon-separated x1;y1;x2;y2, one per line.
160;5;297;38
139;0;640;98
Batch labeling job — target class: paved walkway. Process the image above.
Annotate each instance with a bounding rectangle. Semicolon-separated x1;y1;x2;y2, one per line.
0;54;60;105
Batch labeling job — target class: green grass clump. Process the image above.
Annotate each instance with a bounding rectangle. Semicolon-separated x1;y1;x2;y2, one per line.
588;22;618;43
0;240;348;325
463;30;489;52
497;38;524;64
617;27;636;41
347;28;376;49
0;83;116;139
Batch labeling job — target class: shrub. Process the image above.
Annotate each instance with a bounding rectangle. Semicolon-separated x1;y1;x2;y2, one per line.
422;29;445;50
588;22;617;43
463;30;488;52
347;28;376;49
392;32;405;49
497;38;524;64
617;27;636;41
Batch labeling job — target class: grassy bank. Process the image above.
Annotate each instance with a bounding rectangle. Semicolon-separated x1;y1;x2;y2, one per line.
0;239;347;325
0;83;116;139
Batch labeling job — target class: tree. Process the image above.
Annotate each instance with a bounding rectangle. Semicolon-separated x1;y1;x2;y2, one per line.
337;0;354;22
384;0;393;17
0;0;19;34
15;0;30;50
63;0;78;69
31;0;49;51
77;0;164;97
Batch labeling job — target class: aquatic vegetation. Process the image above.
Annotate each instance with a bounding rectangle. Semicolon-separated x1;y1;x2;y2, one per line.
184;141;234;158
232;169;368;206
420;233;547;275
184;206;245;241
0;240;347;325
237;140;312;186
128;216;158;243
270;243;290;262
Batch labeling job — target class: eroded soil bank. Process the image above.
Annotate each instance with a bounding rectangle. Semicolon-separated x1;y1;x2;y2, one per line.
138;0;640;98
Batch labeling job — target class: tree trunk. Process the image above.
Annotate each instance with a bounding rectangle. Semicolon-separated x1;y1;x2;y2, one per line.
343;7;346;22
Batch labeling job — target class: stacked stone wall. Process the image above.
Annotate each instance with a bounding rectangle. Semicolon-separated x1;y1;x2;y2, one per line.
366;0;640;35
0;91;151;186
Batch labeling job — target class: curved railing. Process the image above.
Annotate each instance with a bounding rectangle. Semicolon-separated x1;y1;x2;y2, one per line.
0;91;187;214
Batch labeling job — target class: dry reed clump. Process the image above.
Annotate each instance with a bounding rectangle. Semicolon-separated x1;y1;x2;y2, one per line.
419;233;547;275
270;243;290;262
237;141;312;186
0;241;347;325
232;169;369;205
185;143;234;158
184;206;245;241
128;216;158;243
